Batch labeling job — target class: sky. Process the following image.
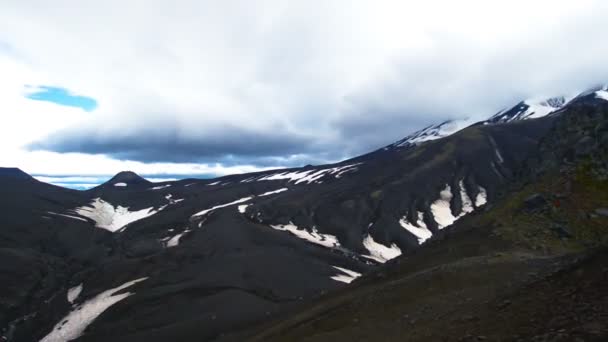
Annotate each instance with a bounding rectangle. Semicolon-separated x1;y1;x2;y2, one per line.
1;0;608;188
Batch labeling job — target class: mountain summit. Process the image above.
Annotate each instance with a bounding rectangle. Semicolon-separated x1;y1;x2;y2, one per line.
104;171;151;187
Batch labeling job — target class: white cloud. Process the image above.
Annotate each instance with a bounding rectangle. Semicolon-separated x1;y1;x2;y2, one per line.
1;0;607;175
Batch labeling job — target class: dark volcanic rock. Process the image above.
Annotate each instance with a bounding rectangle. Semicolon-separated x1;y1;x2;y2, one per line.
523;194;547;212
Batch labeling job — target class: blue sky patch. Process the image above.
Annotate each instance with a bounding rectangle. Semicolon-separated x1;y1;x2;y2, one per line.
25;85;97;111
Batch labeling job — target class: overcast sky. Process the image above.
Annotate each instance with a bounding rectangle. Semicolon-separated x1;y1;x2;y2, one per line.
2;0;608;186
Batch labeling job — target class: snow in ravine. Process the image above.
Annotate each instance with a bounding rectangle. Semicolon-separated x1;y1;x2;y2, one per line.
430;182;484;230
362;233;402;263
430;185;458;229
475;186;488;207
331;266;362;284
113;182;127;187
192;197;253;217
67;284;83;304
40;277;148;342
269;223;340;248
72;198;162;232
459;180;475;214
237;204;250;213
399;212;433;244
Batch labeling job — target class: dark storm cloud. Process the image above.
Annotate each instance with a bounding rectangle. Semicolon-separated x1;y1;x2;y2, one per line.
28;124;335;167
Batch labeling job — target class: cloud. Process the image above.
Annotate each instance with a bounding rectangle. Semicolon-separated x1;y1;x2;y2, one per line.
29;121;328;166
2;0;608;172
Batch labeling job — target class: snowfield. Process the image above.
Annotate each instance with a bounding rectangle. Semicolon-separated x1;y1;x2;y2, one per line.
40;277;148;342
72;198;162;232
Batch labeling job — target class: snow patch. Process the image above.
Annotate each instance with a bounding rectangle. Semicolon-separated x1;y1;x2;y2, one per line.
40;277;148;342
399;212;432;244
259;188;288;197
67;284;83;304
206;181;221;186
596;90;608;102
331;266;362;284
475;186;488;207
238;204;250;213
192;196;253;217
161;229;190;248
269;223;340;248
73;198;161;232
362;234;401;263
113;183;127;187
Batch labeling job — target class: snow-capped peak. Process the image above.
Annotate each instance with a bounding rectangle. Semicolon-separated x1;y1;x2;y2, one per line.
485;96;567;124
387;119;473;149
385;95;568;151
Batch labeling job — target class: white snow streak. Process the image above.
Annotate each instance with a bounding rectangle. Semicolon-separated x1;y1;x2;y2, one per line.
67;284;83;304
47;211;88;222
149;184;171;190
113;183;127;187
192;197;253;217
258;188;289;197
362;234;401;263
257;163;362;184
40;277;148;342
73;198;161;232
331;266;362;284
269;223;340;248
206;181;221;186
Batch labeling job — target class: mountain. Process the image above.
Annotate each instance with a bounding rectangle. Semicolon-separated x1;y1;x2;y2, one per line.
483;96;567;124
0;168;33;180
246;87;608;341
1;87;608;341
95;171;152;189
384;95;567;151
